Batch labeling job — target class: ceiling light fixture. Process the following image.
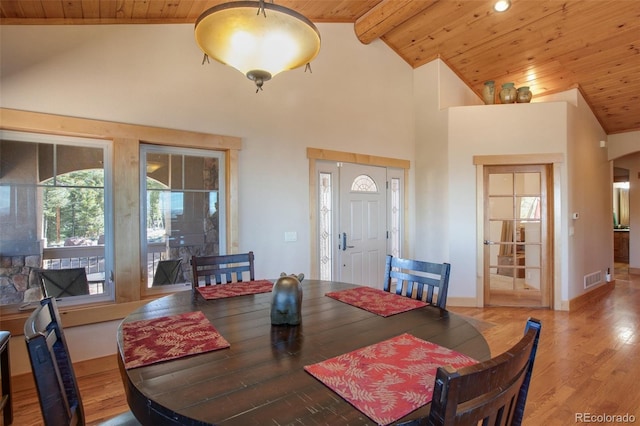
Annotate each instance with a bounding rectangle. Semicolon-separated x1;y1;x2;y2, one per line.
194;0;321;92
493;0;511;12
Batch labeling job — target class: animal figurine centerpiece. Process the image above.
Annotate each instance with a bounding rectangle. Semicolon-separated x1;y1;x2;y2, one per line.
270;273;304;326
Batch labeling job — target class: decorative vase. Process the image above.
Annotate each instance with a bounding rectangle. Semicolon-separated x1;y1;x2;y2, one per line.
271;272;304;325
516;86;533;103
482;80;495;105
499;82;517;104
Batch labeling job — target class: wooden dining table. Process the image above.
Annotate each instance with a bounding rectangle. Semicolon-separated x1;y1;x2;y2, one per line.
117;279;490;426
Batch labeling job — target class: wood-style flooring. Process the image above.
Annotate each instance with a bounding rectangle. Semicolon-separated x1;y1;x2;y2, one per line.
10;266;640;425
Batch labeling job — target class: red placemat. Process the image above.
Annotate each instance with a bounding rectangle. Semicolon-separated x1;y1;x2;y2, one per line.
325;286;427;317
304;333;478;425
196;279;273;300
121;311;230;369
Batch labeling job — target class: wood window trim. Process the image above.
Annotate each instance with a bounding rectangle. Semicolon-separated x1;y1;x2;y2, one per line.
0;108;241;334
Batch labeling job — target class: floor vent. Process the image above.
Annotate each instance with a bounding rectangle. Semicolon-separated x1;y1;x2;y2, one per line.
584;271;602;289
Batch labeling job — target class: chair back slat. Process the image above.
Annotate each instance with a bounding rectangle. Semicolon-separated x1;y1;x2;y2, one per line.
24;297;85;426
383;255;451;309
190;251;255;288
427;318;542;426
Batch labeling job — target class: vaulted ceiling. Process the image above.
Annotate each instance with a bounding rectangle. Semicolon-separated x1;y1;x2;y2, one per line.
1;0;639;134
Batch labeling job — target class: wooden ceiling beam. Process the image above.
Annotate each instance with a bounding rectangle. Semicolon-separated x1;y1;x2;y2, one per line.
354;0;435;45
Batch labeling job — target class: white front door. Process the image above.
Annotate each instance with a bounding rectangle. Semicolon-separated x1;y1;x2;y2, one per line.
338;163;387;288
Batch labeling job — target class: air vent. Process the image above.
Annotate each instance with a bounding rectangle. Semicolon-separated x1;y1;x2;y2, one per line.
584;271;603;289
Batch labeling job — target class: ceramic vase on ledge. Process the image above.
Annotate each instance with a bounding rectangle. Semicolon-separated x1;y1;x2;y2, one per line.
516;86;533;103
499;82;517;103
482;80;495;105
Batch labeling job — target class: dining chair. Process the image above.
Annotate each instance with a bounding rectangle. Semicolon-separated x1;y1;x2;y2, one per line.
0;330;12;426
152;259;183;286
24;297;141;426
383;255;451;309
38;267;90;298
425;317;542;426
190;251;255;288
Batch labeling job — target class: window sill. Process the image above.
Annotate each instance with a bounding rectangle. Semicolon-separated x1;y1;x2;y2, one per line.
0;296;160;336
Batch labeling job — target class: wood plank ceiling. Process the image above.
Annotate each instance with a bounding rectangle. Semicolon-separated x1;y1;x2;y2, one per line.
1;0;639;134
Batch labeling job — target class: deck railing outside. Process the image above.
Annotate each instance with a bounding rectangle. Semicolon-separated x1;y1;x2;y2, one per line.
42;242;169;293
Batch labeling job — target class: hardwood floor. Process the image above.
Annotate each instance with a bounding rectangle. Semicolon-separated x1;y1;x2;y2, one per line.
11;270;640;425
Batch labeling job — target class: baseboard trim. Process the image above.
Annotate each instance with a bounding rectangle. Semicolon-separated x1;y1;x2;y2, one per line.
447;297;479;307
12;353;119;392
568;280;615;311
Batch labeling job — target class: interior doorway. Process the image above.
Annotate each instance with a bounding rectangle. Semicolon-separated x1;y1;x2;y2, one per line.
483;164;552;307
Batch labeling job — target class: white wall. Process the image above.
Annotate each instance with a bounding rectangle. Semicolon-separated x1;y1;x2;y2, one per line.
0;23;414;281
412;60;482;266
564;90;611;300
1;23;414;371
608;131;640;160
448;101;569;304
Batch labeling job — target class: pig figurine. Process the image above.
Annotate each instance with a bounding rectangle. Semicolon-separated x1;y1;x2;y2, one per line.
270;272;304;326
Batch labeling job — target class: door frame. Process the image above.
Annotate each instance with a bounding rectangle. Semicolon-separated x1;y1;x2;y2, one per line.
474;153;564;310
307;148;410;280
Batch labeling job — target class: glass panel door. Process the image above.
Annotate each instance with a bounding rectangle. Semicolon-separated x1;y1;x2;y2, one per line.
484;164;549;307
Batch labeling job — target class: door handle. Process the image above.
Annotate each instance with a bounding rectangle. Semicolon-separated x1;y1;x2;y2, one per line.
342;232;355;250
484;240;495;245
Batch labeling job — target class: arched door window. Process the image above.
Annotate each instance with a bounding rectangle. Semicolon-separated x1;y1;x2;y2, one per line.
350;174;378;192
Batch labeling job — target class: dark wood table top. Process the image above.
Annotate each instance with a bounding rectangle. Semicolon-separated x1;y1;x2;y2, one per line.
117;280;490;426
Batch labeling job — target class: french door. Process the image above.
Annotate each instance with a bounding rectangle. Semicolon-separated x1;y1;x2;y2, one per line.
483;164;552;307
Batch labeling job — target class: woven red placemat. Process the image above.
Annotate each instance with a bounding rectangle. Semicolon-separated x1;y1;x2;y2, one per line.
326;286;427;317
122;311;229;369
304;333;477;425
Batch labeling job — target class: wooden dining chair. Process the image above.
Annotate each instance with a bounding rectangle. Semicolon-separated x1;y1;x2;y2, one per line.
190;251;255;288
383;255;451;309
425;317;542;426
152;259;183;286
0;330;12;426
24;297;141;426
38;267;90;298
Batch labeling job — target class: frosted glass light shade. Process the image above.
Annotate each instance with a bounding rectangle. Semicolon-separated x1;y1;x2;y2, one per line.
195;1;321;90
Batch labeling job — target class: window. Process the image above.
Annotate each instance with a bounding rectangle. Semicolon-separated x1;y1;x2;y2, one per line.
140;144;225;292
319;172;333;280
0;130;113;306
389;176;402;257
350;174;378;192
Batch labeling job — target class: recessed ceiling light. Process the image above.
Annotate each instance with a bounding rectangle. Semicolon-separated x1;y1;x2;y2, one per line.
494;0;511;12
